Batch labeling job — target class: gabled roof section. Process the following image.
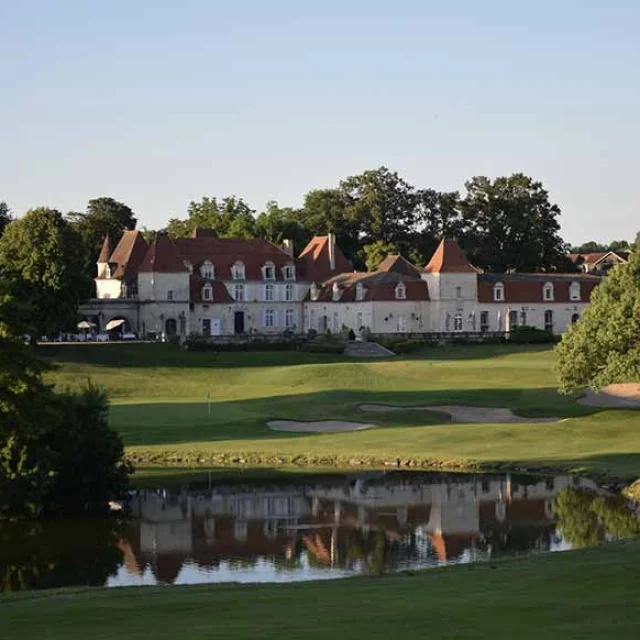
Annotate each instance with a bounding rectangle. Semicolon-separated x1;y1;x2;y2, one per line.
139;233;187;273
568;251;628;266
375;254;421;278
98;230;148;281
97;235;112;263
424;239;477;274
298;235;353;282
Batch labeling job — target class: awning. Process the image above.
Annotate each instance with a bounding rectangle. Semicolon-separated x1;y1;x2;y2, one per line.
77;320;96;329
105;319;126;331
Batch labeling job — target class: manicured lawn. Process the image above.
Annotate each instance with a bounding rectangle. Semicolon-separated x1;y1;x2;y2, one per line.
2;540;639;639
42;343;640;478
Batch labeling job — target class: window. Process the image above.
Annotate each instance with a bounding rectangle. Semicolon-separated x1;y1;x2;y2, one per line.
493;282;504;301
356;311;363;330
264;309;275;327
202;318;211;335
453;312;463;332
234;284;244;302
355;282;365;301
480;311;489;332
543;282;554;301
232;262;245;280
285;309;295;328
397;315;407;332
571;313;580;324
544;310;554;332
200;260;214;279
262;262;275;280
332;282;340;301
265;284;274;301
202;284;213;301
570;281;581;301
167;290;174;301
310;283;319;301
455;286;463;299
285;284;294;301
508;309;518;329
520;310;527;326
283;265;295;280
395;283;406;300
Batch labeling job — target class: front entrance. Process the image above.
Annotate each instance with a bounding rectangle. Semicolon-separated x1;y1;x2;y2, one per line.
234;311;245;334
165;318;177;336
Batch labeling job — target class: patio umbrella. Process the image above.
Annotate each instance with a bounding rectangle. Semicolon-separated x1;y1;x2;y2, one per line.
77;320;96;329
105;319;126;331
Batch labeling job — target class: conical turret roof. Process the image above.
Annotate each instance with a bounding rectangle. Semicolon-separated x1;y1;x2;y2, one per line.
424;239;477;274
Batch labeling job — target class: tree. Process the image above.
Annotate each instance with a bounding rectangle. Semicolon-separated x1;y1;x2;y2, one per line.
363;240;399;271
166;196;257;239
255;201;311;251
555;245;640;392
0;208;89;337
459;174;568;272
570;241;607;254
0;202;12;238
68;197;137;277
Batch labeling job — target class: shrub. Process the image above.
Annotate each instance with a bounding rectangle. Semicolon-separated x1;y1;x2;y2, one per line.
390;340;425;354
509;325;557;345
347;329;356;341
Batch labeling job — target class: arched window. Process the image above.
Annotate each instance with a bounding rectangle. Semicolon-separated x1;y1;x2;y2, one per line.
202;284;213;301
262;261;275;280
355;282;365;301
232;262;245;280
332;282;341;301
569;281;581;301
543;282;554;301
493;282;504;301
200;260;214;279
395;283;406;300
453;312;463;331
571;313;580;324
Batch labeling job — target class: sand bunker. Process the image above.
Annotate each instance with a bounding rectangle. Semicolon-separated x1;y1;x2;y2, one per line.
267;420;374;433
359;404;557;424
578;383;640;408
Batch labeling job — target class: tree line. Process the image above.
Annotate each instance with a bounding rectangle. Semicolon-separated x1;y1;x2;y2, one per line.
1;167;638;338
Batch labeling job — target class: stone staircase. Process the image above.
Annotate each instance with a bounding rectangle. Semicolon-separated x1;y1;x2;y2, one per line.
344;341;395;358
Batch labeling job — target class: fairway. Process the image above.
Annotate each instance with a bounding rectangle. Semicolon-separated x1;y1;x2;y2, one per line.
42;343;640;479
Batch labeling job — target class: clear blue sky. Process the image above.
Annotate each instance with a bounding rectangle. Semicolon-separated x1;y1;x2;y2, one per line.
2;0;639;245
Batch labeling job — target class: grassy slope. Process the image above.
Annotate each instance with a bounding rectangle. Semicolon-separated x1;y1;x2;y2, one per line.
42;343;640;478
2;541;639;640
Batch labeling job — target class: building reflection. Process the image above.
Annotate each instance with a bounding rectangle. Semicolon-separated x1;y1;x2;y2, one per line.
120;473;600;584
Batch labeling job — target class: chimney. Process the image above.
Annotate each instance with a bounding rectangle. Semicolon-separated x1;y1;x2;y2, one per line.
328;233;336;271
282;238;294;258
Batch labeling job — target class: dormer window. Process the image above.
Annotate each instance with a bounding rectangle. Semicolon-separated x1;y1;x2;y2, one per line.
395;283;407;300
184;261;194;274
262;261;275;280
543;282;554;301
332;282;341;302
355;282;365;301
570;281;581;301
283;264;295;280
233;262;245;280
310;283;319;301
202;284;213;301
200;260;214;279
493;282;504;302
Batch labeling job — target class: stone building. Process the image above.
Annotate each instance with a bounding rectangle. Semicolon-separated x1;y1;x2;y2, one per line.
80;229;601;338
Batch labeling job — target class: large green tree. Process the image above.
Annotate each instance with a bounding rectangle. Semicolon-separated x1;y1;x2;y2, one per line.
556;245;640;392
0;202;12;238
255;201;311;251
68;197;137;276
0;208;89;337
166;196;257;239
459;174;570;273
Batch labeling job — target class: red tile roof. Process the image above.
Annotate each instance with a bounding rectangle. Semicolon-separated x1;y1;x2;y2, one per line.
424;239;478;274
101;230;149;282
139;233;187;273
297;235;353;282
190;277;233;303
98;235;112;263
568;251;627;265
375;254;421;278
477;273;601;303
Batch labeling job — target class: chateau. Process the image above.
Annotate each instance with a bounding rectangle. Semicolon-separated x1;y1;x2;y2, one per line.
80;229;601;339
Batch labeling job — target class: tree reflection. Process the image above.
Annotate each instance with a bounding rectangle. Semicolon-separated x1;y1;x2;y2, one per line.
0;518;127;592
554;488;640;548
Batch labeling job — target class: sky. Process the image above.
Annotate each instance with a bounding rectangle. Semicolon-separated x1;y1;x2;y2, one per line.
1;0;639;245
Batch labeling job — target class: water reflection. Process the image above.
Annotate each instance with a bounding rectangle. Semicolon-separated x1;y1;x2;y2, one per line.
1;471;638;592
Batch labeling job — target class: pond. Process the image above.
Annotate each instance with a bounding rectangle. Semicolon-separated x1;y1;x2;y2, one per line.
2;470;639;592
